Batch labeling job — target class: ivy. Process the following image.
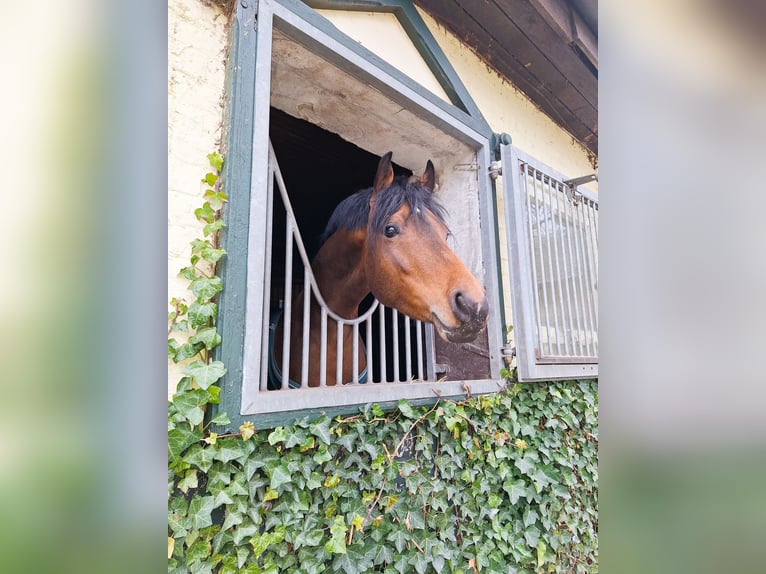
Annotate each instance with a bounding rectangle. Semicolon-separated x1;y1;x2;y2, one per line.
168;152;598;573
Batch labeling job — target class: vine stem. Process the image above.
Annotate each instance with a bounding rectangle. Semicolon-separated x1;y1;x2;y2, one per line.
388;400;441;463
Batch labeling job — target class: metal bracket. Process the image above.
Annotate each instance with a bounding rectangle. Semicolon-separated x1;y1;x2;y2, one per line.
488;161;502;180
563;173;597;205
500;346;516;358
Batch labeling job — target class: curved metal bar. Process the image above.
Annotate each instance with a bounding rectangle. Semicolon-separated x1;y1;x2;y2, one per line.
269;142;380;326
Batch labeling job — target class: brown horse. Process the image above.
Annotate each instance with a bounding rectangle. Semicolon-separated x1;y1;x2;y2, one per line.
271;151;488;388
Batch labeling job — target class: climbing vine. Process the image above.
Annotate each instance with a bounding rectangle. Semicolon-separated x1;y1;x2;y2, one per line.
168;153;598;573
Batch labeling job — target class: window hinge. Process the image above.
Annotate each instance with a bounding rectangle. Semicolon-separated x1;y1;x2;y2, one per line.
500;346;516;358
488;161;502;180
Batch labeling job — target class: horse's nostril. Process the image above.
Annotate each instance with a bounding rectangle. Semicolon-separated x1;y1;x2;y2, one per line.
451;291;489;324
451;291;472;322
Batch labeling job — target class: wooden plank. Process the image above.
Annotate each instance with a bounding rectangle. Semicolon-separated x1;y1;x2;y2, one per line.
415;0;597;152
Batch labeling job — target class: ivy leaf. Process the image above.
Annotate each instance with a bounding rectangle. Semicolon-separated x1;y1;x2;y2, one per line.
250;526;285;559
188;301;217;328
209;412;230;426
190;276;223;301
537;539;547;568
178;469;198;493
201;172;218;186
168;426;202;462
502;478;527;504
397;400;417;419
268;462;291;490
387;529;409;553
515;455;536;476
187;496;215;530
203;219;226;237
194;202;215;223
204;189;228;210
325;516;347;554
183;444;215;473
173;389;210;426
207;151;223;172
309;417;332;445
189;327;222;350
184;360;226;389
267;427;287;445
172;341;203;363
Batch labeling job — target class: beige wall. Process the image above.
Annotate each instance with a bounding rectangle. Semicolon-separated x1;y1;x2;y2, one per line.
167;2;598;393
168;0;228;396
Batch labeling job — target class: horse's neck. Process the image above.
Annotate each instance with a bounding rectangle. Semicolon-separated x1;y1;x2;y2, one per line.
310;229;369;318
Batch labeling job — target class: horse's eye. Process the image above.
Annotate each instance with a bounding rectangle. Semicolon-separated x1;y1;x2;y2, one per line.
384;224;399;238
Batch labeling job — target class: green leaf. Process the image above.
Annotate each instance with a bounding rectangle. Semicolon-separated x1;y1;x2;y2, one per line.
183;444;215;473
184;360;226;389
503;478;527;504
209;412;230;426
267;426;287;445
172;341;203;363
514;455;536;476
214;439;249;463
325;516;347;554
179;266;198;281
188;301;217;328
204;189;228;210
168;426;202;462
190;276;223;301
203;219;226;237
178;469;198;493
309;417;332;445
194;202;215;223
173;389;210;426
397;399;417;419
268;462;291;490
537;539;547;568
250;526;285;559
187;496;215;530
207;151;223;172
189;327;222;350
202;172;218;186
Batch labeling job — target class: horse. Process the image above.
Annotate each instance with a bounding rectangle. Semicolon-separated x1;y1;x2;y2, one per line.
271;151;488;388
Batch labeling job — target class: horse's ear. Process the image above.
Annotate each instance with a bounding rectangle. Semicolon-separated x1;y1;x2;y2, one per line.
419;160;436;192
373;151;394;195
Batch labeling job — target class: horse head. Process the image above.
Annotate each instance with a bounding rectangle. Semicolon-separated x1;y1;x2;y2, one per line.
365;152;488;343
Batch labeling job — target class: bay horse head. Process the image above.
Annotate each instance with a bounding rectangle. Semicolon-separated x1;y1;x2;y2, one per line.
364;152;488;343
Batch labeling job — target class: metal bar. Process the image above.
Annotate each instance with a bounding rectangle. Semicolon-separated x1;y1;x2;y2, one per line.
336;320;344;386
570;196;589;356
259;163;276;392
546;176;565;356
300;282;311;388
404;315;412;381
425;323;436;381
563;183;584;357
531;169;553;355
352;322;359;385
523;165;545;357
585;199;599;352
378;304;386;383
392;308;400;382
281;219;294;390
320;308;327;387
365;316;373;383
554;180;575;356
541;173;560;355
580;201;598;356
415;318;424;380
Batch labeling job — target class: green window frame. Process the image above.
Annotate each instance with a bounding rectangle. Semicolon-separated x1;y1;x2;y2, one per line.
212;0;506;429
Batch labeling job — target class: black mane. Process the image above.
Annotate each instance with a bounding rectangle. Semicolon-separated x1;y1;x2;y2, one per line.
319;176;448;245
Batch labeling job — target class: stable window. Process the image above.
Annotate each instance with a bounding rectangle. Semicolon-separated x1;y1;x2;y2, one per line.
215;0;505;428
498;143;598;381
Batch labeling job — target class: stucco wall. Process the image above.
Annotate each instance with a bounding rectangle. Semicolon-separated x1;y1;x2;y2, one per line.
167;2;598;394
168;0;229;396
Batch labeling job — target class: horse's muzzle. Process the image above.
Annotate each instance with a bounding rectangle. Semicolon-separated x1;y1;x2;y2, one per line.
432;292;489;343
